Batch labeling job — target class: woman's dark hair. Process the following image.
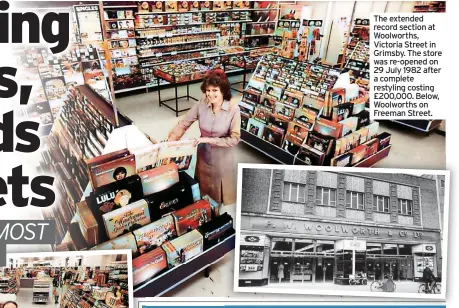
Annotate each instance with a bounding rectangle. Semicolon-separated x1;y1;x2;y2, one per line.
113;167;127;180
200;69;232;101
2;301;18;308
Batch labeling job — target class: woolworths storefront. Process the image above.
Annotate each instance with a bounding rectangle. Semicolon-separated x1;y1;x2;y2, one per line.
239;214;441;286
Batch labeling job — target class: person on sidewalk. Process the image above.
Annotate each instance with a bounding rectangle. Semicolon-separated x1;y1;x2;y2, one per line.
168;69;241;205
278;263;285;283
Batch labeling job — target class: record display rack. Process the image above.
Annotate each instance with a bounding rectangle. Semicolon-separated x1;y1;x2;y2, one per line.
40;85;132;243
98;1;279;94
134;233;235;297
238;54;392;167
0;277;19;294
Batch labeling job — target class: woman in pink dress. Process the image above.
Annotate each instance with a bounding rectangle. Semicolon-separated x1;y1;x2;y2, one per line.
167;69;241;205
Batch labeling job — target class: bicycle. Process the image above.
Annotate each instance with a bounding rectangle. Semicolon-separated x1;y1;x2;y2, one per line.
370;276;396;292
418;280;441;294
349;274;368;285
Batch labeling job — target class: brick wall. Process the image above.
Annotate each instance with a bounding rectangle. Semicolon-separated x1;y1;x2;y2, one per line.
241;168;271;214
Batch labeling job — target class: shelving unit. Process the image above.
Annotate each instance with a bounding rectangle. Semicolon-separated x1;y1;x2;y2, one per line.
33;280;50;303
0;277;19;294
96;1;279;94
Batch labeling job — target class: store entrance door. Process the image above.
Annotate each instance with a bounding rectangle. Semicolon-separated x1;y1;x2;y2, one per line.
269;257;291;283
398;257;414;280
315;257;334;283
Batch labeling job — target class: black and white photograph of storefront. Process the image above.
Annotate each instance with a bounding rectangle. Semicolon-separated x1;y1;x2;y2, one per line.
234;165;449;299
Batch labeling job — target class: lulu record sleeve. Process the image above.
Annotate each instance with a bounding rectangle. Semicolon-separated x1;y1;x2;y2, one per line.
133;215;177;255
139;162;179;195
102;199;151;239
171;200;212;236
162;229;204;267
85;175;144;243
133;247;168;286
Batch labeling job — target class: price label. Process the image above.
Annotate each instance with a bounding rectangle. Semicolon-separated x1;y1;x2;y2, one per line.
245;265;258;272
171;51;177;55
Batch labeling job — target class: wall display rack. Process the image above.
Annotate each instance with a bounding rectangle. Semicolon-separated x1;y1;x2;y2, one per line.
40;85;131;242
239;54;392;167
97;1;280;94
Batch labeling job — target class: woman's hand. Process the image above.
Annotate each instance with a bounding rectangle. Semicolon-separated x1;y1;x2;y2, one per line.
193;137;215;146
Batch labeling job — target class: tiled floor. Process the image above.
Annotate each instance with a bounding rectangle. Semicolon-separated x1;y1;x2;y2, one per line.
116;76;446;299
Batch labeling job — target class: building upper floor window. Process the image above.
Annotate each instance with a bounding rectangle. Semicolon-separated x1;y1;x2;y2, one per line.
398;199;413;215
346;191;364;210
316;187;336;206
373;195;390;213
283;182;306;203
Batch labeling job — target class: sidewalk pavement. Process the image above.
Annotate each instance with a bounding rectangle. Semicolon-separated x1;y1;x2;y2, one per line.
262;281;440;294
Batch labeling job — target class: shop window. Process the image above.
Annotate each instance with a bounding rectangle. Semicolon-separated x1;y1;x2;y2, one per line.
383;244;398;255
440;180;445;188
373;195;389;213
316;187;336;206
346;191;364;210
398;244;413;256
398;199;413;215
283;182;306;203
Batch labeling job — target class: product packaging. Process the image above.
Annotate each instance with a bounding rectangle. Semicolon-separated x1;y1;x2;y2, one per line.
162;230;204;267
103;199;151;239
171;200;212;236
133;215;177;254
139;162;179;195
197;213;234;250
92;233;139;257
132;247;168;286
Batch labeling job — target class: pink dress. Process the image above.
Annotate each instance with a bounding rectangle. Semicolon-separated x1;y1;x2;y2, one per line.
169;99;241;204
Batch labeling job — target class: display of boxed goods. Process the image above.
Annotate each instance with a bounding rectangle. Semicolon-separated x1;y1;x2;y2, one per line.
171;200;212;236
92;233;139;257
133;215;177;254
198;213;234;250
103;199;151;239
139;162;179;195
85;175;144;243
162;229;204;267
133;247;168;286
145;180;194;221
240;55;391;167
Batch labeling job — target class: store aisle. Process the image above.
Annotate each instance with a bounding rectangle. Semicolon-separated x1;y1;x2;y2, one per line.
14;288;58;308
116;78;446;170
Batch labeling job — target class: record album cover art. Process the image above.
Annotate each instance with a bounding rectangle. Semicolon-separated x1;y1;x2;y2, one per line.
90;154;137;189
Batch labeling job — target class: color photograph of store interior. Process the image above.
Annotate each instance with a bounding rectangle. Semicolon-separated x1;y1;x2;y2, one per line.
236;166;448;299
0;251;132;308
9;0;446;298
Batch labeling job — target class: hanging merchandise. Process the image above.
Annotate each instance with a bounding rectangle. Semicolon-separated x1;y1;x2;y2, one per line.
298;20;323;62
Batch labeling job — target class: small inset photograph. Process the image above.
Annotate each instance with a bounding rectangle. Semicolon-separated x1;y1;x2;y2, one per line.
234;164;449;299
0;250;133;307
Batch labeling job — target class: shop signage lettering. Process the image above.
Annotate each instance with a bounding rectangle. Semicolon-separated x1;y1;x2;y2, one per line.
75;5;99;12
260;219;425;239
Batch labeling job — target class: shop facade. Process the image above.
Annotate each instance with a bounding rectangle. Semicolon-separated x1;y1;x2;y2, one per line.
238;169;444;286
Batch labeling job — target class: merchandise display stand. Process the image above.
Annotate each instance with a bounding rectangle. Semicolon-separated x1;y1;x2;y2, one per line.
239;55;392;167
0;277;19;294
134;233;235;297
32;280;50;304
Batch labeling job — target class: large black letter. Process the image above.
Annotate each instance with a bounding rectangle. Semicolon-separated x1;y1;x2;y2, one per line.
0;111;14;152
0;177;7;206
42;13;69;54
16;120;40;152
0;67;17;98
11;12;40;43
7;165;29;207
31;176;55;207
